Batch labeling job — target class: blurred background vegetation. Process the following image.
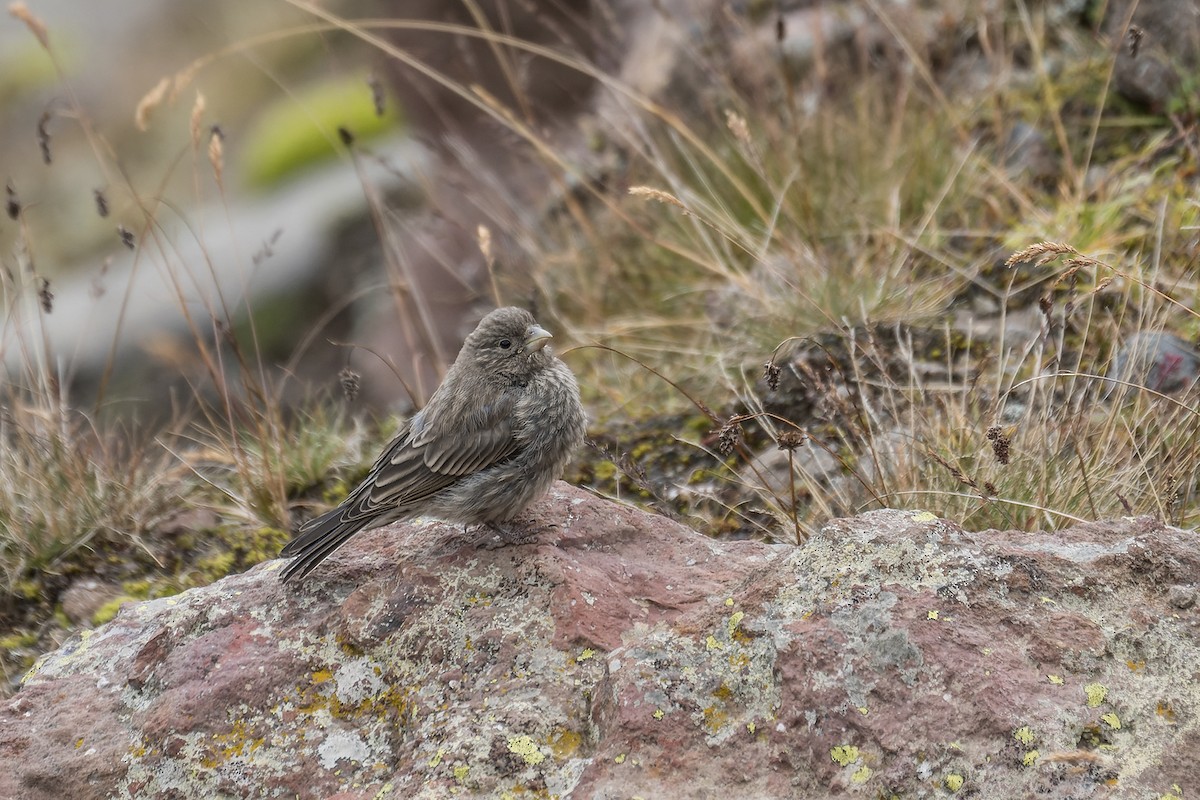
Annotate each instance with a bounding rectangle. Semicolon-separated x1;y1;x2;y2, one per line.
3;0;1200;693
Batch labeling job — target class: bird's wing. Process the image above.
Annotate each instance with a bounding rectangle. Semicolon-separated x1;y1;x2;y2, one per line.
343;393;521;519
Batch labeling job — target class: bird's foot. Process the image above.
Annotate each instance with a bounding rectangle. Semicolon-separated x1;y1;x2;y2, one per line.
480;519;558;548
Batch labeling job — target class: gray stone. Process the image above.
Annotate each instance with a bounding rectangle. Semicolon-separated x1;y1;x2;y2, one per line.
3;486;1199;798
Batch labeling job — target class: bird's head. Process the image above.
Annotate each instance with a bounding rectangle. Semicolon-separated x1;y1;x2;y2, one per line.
461;307;557;383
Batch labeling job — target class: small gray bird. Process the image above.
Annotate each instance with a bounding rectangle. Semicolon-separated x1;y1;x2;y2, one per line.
280;307;586;583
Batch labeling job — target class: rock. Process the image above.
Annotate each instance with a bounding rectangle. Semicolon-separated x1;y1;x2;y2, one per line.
1002;121;1057;181
3;485;1199;798
1108;0;1200;111
59;579;123;626
1107;331;1200;396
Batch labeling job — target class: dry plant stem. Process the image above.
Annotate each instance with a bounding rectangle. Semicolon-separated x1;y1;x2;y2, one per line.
326;339;420;409
344;143;447;393
1014;0;1078;181
787;447;800;544
157;10;769;223
1079;0;1141;197
1073;441;1100;519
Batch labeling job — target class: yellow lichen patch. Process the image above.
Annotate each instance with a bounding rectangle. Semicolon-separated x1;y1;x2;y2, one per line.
550;728;582;760
1013;726;1035;745
830;745;860;766
712;684;733;702
944;773;964;792
1101;712;1121;730
614;753;626;764
728;611;745;636
653;709;664;720
576;648;596;662
856;706;869;716
202;719;266;768
724;597;734;606
927;610;939;620
428;747;446;767
910;511;938;523
1022;750;1040;766
312;669;333;683
1048;674;1064;685
852;766;872;783
702;705;729;734
747;722;756;734
1126;660;1145;671
453;764;469;782
1085;682;1108;708
706;635;723;651
728;652;751;670
506;735;544;766
1157;702;1177;723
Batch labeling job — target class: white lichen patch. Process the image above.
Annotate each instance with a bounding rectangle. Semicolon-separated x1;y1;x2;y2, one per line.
318;728;372;769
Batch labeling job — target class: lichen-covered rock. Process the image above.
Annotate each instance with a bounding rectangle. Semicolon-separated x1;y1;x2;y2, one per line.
2;485;1198;798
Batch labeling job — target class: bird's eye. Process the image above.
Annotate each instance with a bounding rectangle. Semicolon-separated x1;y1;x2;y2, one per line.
499;338;512;349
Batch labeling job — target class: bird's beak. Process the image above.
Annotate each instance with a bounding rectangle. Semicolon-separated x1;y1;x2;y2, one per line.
524;324;553;353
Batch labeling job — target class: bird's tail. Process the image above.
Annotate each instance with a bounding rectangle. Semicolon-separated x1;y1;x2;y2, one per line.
279;508;369;584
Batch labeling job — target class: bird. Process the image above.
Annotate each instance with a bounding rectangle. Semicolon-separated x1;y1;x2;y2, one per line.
279;306;586;584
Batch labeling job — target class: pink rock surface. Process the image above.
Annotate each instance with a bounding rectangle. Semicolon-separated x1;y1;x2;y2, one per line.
2;485;1198;798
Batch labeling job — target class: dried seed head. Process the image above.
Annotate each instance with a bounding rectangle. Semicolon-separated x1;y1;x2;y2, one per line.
94;188;108;218
118;225;136;250
89;258;110;299
37;110;52;165
986;425;1010;465
9;2;49;49
629;185;686;210
5;181;19;220
777;430;807;451
1164;473;1180;517
208;125;224;188
37;276;52;313
477;224;494;267
339;367;361;402
725;109;750;146
1038;294;1053;320
135;76;170;132
190;91;207;150
716;417;745;456
368;73;386;117
1128;25;1145;58
1005;241;1077;269
763;360;781;391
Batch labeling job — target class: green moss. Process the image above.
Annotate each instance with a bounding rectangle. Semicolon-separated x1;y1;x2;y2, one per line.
322;479;352;506
240;75;403;188
631;442;655;460
122;579;153;599
91;595;137;626
592;460;618;482
0;630;38;651
15;579;41;601
244;526;290;564
197;551;237;582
